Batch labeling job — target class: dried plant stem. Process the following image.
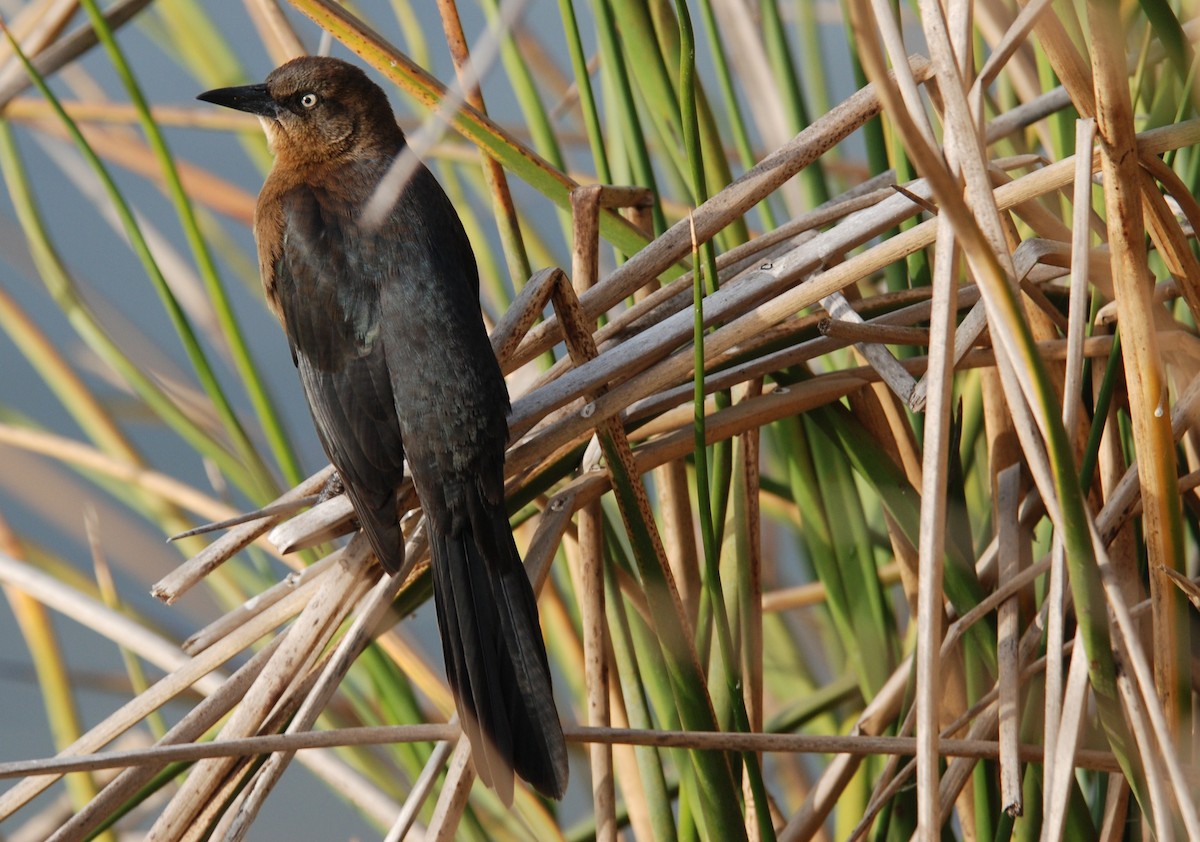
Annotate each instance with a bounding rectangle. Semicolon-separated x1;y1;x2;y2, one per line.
1;722;1135;780
1089;0;1190;758
0;553;321;818
146;540;373;840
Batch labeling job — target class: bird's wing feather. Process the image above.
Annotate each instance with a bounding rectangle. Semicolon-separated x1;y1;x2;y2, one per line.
274;183;407;572
374;163;508;483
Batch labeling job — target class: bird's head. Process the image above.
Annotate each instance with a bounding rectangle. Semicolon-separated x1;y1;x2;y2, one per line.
198;56;403;168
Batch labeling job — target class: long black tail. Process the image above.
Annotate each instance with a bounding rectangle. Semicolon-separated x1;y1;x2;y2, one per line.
428;483;568;803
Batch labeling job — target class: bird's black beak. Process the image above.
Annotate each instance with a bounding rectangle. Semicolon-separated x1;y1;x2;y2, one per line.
196;83;278;117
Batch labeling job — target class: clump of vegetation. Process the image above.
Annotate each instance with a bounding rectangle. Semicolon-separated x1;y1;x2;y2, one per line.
0;1;1197;839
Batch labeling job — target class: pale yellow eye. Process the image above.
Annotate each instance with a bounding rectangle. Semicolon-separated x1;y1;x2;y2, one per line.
300;93;319;109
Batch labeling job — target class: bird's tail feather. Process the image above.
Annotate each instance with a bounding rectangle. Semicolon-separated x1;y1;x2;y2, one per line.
429;486;568;803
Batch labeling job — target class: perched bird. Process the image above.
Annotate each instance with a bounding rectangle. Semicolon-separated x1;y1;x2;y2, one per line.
198;56;567;803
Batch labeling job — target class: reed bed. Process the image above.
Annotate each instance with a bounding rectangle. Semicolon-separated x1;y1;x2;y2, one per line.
0;0;1198;839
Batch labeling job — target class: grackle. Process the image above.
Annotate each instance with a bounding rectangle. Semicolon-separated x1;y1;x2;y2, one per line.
198;56;567;803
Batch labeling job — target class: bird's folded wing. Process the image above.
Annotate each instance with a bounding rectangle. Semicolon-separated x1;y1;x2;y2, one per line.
274;184;407;571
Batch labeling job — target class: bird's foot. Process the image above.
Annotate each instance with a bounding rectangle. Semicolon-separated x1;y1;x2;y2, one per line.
317;471;345;503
